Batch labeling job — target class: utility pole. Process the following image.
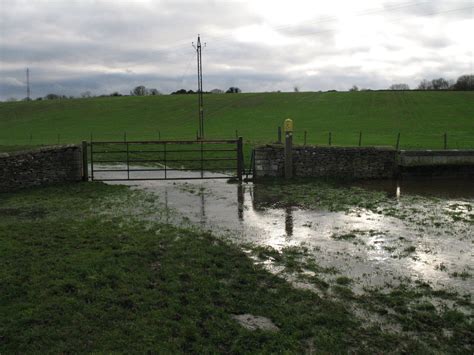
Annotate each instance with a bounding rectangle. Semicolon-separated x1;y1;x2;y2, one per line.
26;68;30;100
192;35;205;139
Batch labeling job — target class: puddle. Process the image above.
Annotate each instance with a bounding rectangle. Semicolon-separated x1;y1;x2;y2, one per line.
97;165;474;297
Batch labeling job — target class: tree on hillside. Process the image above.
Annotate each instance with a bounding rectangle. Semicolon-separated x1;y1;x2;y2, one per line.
417;79;433;90
349;85;359;92
171;89;188;95
45;93;62;100
131;85;147;96
226;87;241;93
453;74;474;91
431;78;449;90
389;83;410;90
148;88;161;96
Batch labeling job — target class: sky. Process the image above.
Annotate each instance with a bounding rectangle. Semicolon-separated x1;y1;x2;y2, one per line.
0;0;473;100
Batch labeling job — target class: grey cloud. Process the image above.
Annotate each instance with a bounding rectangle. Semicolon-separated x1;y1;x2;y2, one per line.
0;0;472;100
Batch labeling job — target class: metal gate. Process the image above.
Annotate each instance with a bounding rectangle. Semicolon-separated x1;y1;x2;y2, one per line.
82;138;244;181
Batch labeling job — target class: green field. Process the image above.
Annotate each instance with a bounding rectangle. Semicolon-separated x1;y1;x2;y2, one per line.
1;91;473;150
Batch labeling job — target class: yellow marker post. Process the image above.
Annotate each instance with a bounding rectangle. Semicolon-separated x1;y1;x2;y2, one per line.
284;118;293;179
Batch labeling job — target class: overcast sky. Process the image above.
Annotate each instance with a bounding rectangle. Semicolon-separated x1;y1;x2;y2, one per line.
0;0;473;99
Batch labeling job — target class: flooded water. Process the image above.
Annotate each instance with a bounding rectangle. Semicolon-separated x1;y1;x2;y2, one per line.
352;177;474;199
97;165;474;297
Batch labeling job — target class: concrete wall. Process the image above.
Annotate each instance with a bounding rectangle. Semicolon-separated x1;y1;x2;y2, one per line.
0;145;82;192
254;145;398;179
399;150;474;166
399;150;474;177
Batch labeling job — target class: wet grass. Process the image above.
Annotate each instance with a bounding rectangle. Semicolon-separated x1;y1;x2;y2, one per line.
252;244;474;353
254;178;392;212
2;182;451;353
253;178;474;225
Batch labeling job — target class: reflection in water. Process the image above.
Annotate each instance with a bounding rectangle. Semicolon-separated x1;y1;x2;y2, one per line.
100;165;473;296
354;177;474;199
237;184;244;221
285;207;293;237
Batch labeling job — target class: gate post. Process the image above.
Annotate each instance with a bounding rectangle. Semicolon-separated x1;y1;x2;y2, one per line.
237;137;243;181
81;141;88;181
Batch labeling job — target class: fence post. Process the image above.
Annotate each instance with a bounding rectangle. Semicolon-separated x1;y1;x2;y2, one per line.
124;132;127;142
284;119;293;179
395;132;401;150
235;130;238;139
329;132;332;146
126;142;130;180
304;130;307;146
90;141;94;181
278;126;282;144
359;131;362;146
444;132;447;149
81;141;88;181
237;136;243;182
57;133;60;144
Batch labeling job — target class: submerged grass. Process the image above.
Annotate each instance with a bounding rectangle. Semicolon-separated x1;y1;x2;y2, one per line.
253;178;474;225
252;244;473;353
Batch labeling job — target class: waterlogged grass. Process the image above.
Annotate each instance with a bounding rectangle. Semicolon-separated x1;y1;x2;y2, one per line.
251;245;474;353
253;178;474;225
253;178;390;212
2;182;444;353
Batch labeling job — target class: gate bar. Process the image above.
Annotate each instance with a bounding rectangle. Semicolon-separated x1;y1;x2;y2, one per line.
82;141;88;181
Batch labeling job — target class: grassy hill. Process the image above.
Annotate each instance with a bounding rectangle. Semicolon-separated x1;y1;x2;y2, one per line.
1;91;473;149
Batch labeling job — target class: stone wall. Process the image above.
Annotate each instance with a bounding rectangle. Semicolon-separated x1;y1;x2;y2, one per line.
254;145;398;179
0;145;83;192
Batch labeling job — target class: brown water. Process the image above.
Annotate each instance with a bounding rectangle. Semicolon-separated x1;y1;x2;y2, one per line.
98;166;474;297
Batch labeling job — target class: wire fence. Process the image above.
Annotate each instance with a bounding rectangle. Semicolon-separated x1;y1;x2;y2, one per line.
1;129;474;151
